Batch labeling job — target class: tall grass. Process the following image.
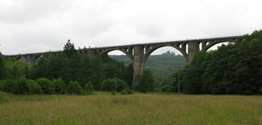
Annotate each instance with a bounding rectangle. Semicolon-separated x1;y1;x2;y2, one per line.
0;93;261;124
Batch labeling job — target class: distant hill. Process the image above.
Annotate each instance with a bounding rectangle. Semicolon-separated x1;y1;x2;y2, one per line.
110;51;187;88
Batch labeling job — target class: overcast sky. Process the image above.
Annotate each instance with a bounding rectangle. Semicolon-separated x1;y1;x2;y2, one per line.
0;0;262;55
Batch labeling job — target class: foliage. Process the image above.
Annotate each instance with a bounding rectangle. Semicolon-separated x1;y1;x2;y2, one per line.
63;39;77;57
36;78;55;94
0;53;6;80
121;88;133;95
121;89;128;95
111;90;116;95
101;77;128;92
172;30;262;95
84;81;94;95
2;79;17;94
26;79;43;94
110;52;187;89
66;81;83;95
14;77;30;95
53;78;66;94
134;69;155;93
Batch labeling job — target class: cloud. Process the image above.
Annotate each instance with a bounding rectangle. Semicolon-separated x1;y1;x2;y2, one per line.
0;0;262;55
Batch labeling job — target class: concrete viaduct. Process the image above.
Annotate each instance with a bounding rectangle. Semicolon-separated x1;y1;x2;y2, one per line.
5;36;239;85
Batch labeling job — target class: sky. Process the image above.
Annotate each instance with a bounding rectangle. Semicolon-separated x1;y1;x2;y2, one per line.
0;0;262;55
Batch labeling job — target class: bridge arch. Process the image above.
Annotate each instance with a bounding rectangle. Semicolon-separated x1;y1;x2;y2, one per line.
143;44;188;64
201;39;236;51
31;55;44;65
99;48;134;63
17;56;27;63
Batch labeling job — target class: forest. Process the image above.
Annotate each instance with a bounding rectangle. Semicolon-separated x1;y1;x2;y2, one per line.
1;30;262;95
163;30;262;95
0;41;154;95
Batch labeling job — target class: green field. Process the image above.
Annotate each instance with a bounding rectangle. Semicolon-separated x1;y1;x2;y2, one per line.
0;92;261;124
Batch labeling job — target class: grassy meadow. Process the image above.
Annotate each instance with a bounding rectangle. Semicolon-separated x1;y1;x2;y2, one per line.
0;92;261;124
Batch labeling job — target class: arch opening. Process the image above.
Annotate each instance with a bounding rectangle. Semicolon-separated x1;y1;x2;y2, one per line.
18;57;27;63
34;55;44;64
206;42;231;51
144;46;187;90
107;50;133;66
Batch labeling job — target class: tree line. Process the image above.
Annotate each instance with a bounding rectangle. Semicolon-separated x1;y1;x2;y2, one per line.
0;40;154;95
162;30;262;95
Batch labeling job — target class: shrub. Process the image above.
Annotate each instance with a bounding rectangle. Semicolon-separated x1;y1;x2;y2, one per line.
111;90;116;95
14;77;30;95
115;78;128;92
84;81;94;95
36;78;55;94
26;79;43;94
0;91;7;104
2;79;17;93
121;88;133;95
66;81;83;95
121;89;128;95
161;85;173;92
102;79;117;91
127;89;133;94
53;78;66;94
101;77;128;92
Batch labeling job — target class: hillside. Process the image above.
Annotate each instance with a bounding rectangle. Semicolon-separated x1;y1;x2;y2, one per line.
110;51;187;88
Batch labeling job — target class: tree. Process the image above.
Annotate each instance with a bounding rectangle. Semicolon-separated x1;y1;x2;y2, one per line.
134;69;154;93
63;39;77;57
53;78;66;94
124;64;133;88
84;81;94;95
101;78;117;91
36;78;55;94
66;81;83;95
26;79;43;94
0;53;6;80
30;58;48;79
14;77;30;95
90;57;105;90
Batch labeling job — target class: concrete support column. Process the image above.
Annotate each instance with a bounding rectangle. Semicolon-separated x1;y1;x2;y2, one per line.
188;42;199;63
87;50;97;58
25;55;33;67
133;46;144;86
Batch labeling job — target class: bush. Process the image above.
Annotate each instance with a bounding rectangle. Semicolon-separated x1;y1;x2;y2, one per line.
14;77;30;95
36;78;55;94
115;78;128;92
101;77;128;92
0;91;7;104
66;81;83;95
161;85;173;92
102;78;117;91
121;88;133;95
26;79;43;94
84;81;94;95
111;90;116;95
121;89;128;95
127;89;133;94
3;79;17;93
53;78;66;94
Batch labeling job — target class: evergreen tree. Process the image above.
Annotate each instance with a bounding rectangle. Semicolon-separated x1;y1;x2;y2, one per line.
63;39;77;57
84;81;94;95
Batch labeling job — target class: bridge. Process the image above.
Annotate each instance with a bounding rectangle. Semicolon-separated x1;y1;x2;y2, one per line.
5;36;239;85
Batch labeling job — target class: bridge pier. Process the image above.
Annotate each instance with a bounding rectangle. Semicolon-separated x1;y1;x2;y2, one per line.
132;46;145;87
188;42;199;63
